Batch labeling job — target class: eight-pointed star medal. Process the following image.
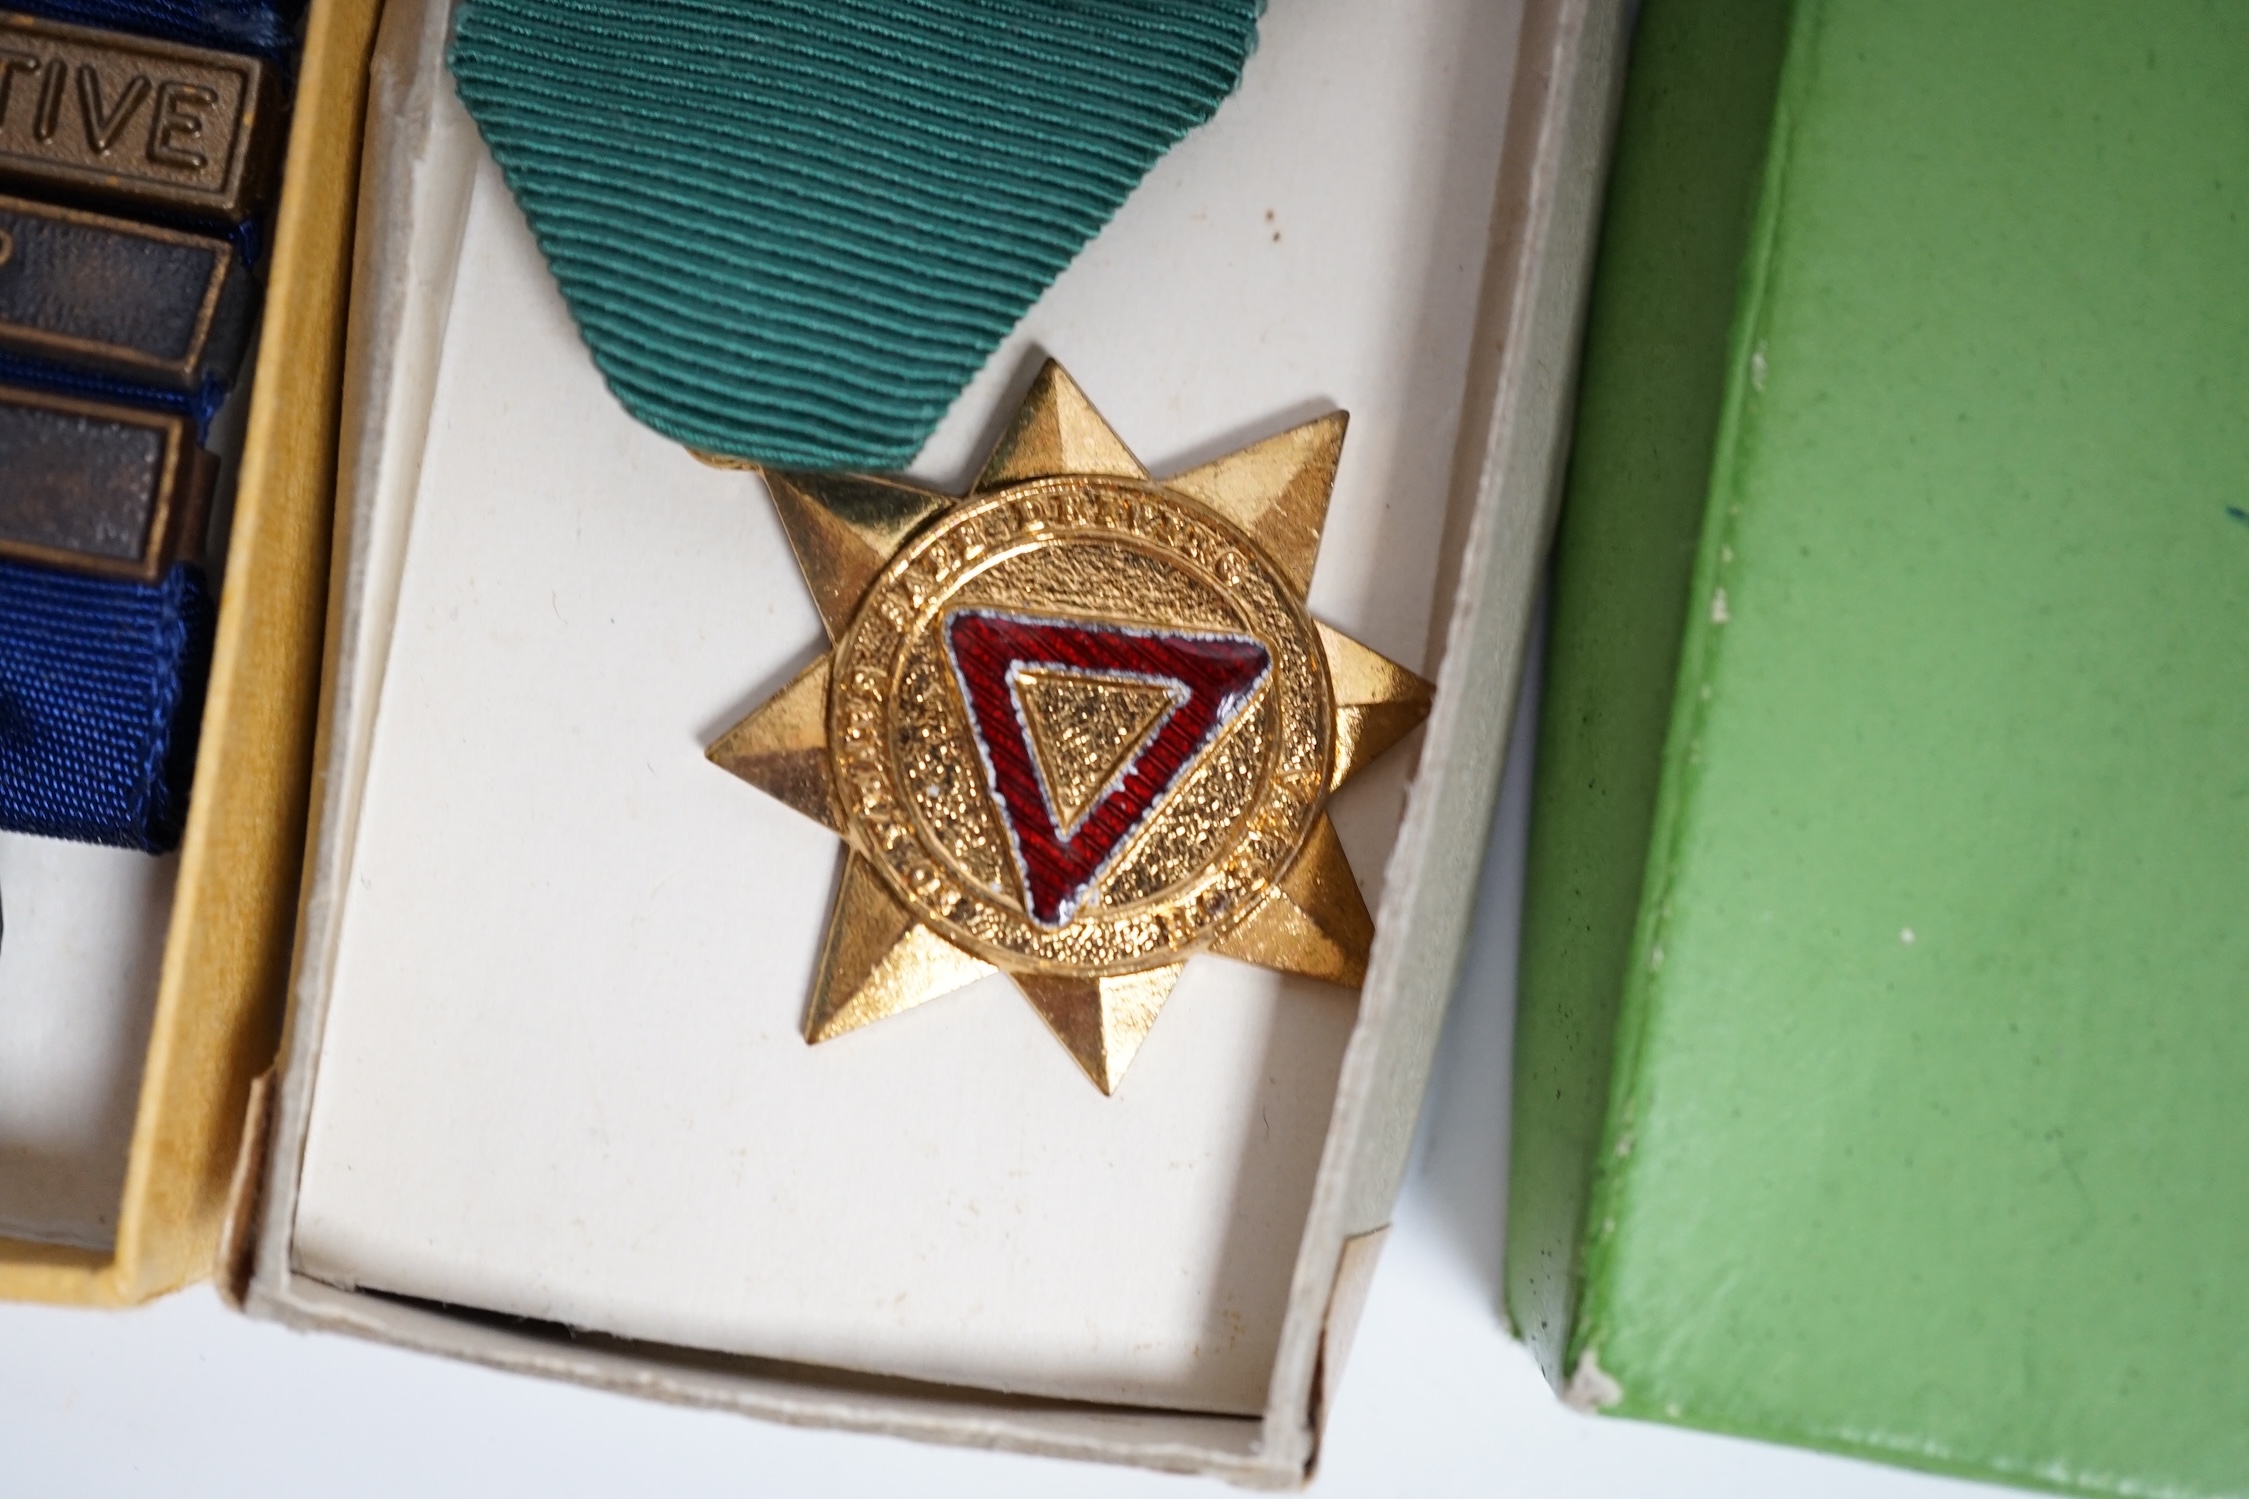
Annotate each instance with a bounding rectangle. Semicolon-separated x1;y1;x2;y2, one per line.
707;363;1433;1093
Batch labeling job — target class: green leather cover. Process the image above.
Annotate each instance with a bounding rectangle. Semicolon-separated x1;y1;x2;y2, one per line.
1508;1;2249;1493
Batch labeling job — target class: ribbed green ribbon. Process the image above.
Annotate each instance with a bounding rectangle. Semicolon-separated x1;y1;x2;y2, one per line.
449;0;1263;469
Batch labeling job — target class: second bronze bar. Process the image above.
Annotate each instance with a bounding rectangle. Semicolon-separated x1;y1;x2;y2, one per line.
0;11;282;224
0;194;251;389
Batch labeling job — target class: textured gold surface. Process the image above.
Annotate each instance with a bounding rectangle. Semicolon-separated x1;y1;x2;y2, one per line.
832;478;1330;974
706;656;839;830
708;361;1434;1091
1016;668;1180;832
805;854;997;1043
975;362;1149;490
764;468;954;640
1015;965;1184;1095
1164;411;1347;597
1317;619;1435;791
1208;814;1374;985
0;12;283;223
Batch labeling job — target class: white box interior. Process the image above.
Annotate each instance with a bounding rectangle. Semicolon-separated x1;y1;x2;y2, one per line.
249;0;1627;1478
285;0;1525;1418
0;837;172;1248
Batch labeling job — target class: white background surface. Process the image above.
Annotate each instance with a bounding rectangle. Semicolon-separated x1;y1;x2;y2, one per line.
0;665;1999;1499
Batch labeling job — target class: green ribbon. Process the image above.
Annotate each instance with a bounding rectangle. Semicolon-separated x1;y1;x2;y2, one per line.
449;0;1263;469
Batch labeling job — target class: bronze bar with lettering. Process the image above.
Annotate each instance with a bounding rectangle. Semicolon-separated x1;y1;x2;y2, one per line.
0;11;282;224
0;194;250;390
0;383;211;583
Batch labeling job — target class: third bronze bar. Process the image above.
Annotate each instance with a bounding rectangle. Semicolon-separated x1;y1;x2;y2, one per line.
0;11;282;224
0;384;210;583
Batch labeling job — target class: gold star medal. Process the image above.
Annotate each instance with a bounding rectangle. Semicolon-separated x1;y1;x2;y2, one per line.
708;364;1433;1092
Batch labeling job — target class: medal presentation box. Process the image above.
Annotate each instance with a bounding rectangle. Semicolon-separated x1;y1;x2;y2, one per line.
236;0;1626;1481
1511;0;2249;1494
0;0;379;1306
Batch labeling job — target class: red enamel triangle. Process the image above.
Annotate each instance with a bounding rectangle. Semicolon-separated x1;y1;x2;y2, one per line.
944;609;1271;928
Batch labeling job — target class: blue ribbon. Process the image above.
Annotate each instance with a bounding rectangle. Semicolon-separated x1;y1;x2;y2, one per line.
0;560;215;853
5;0;301;60
0;351;230;441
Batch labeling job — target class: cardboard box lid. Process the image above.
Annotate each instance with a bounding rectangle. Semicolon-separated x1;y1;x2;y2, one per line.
1510;0;2249;1492
0;0;380;1307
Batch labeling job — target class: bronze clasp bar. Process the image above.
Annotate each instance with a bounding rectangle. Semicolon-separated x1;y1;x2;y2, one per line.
0;384;211;583
0;194;250;391
0;12;282;224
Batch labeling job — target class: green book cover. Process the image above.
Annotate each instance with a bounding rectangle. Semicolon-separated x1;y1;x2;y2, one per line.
1507;1;2249;1493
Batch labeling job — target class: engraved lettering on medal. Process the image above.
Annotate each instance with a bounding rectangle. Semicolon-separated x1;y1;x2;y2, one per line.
149;79;215;170
76;67;150;154
0;52;36;126
33;59;64;142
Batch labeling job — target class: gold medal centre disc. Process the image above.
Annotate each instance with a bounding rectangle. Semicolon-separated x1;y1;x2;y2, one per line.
827;475;1333;975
